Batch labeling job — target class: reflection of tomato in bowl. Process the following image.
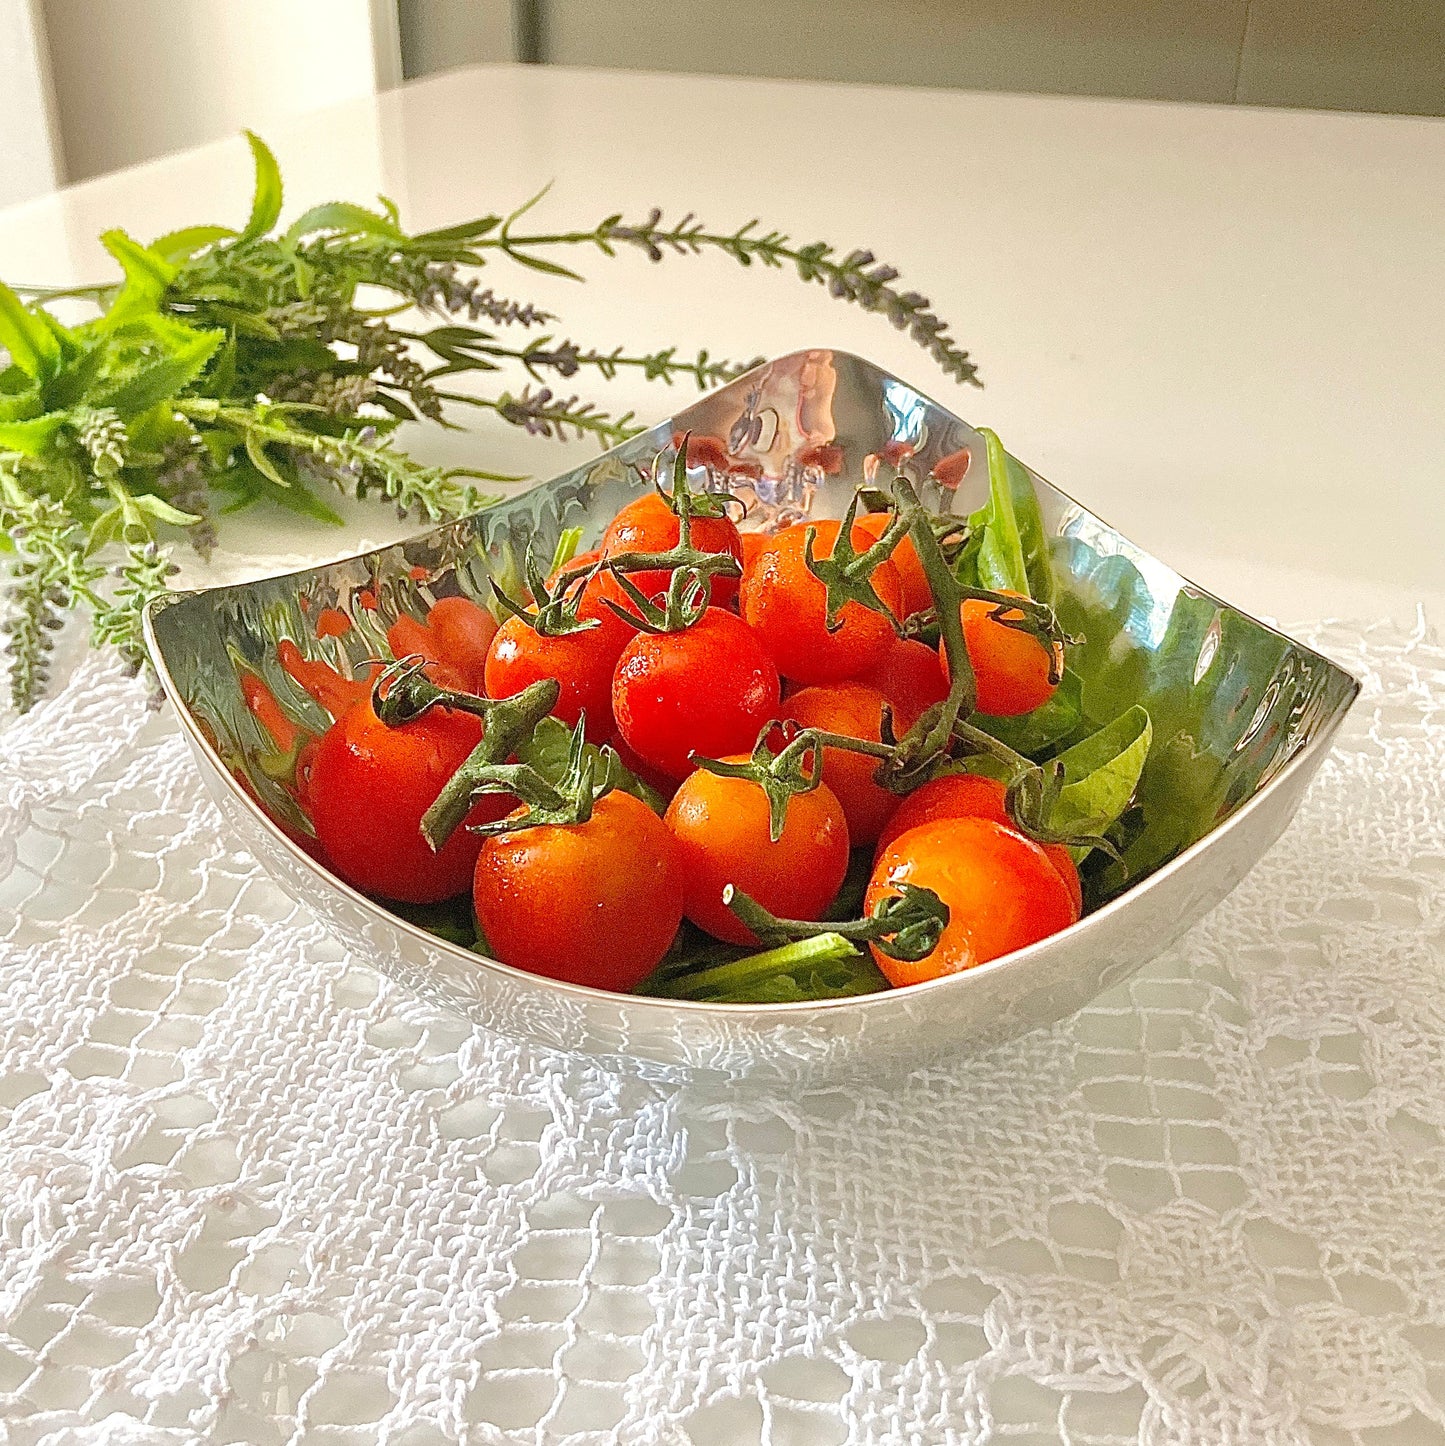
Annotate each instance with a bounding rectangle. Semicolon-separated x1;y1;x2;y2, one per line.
145;351;1358;1085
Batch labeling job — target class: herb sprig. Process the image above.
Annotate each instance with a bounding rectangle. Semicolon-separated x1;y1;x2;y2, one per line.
1;134;978;712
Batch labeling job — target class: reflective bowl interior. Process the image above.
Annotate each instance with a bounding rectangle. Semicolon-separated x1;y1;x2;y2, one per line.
146;350;1358;1032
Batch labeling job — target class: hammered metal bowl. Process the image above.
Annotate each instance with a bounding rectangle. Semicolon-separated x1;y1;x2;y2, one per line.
144;351;1358;1085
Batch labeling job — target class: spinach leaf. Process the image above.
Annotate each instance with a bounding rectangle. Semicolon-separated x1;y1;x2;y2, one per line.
1048;705;1152;837
976;667;1084;758
962;428;1056;606
516;714;666;813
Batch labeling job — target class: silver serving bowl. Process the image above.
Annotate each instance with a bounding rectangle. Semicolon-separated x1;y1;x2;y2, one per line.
144;350;1358;1085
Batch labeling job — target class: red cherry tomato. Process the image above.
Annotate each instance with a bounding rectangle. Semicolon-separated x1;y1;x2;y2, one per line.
485;604;630;742
854;637;950;734
474;791;684;991
309;698;508;904
783;682;899;846
424;596;499;691
866;818;1077;987
851;510;933;618
739;519;904;685
601;491;743;606
874;773;1082;917
664;763;850;944
612;608;780;781
942;592;1063;717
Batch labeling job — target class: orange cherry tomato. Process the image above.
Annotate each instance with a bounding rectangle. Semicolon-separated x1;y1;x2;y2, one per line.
738;530;772;574
866;817;1077;987
600;491;743;607
473;791;684;991
942;591;1062;717
308;698;509;904
663;763;850;945
874;773;1082;916
851;510;933;618
783;682;899;846
739;519;904;685
854;637;950;733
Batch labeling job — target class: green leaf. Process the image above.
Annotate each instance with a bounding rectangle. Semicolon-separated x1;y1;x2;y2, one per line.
1048;705;1152;837
239;131;283;242
0;410;69;456
43;339;110;411
148;224;237;263
515;715;665;813
85;505;124;555
132;492;200;527
243;429;291;488
638;931;889;1002
978;667;1084;758
965;428;1055;606
98;326;222;417
284;200;402;244
503;249;584;281
414;215;502;244
0;388;42;423
0;281;63;381
99;230;176;329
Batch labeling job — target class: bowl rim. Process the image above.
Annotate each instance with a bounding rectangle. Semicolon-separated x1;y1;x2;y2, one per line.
142;348;1363;1021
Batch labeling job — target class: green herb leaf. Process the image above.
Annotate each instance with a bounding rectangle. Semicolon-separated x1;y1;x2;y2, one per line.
148;224;237;263
99;327;222;417
239;131;283;242
978;668;1085;758
0;282;62;381
285;201;402;244
0;410;69;457
131;493;200;528
1049;704;1152;837
100;230;176;329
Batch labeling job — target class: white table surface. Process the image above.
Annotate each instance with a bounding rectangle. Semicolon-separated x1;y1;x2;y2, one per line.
4;65;1445;1446
0;63;1440;621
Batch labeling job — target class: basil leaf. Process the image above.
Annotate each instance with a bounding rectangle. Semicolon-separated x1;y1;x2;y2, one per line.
240;131;284;242
515;715;666;813
1049;705;1152;836
0;282;62;381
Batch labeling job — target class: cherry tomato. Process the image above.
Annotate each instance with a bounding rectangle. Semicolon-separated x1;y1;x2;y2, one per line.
486;604;631;742
866;817;1077;987
664;763;850;944
309;698;508;904
612;608;780;781
854;637;950;733
738;530;772;575
874;772;1082;916
474;791;684;991
783;682;899;846
852;510;933;618
600;491;743;606
739;519;904;685
942;591;1063;717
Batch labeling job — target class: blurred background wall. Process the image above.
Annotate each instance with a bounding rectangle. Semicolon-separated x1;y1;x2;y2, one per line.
5;0;1441;204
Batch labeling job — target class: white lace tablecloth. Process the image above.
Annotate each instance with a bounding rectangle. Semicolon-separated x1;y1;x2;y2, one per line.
2;616;1443;1446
